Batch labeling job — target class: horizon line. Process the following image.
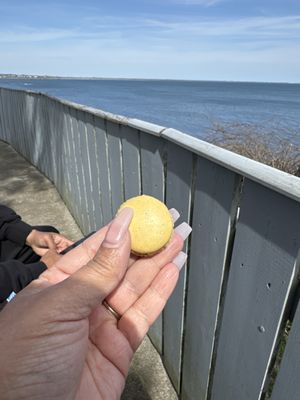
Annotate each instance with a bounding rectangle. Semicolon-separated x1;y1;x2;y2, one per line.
0;73;299;85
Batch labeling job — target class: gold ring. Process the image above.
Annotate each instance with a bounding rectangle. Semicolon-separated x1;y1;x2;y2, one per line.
102;300;121;321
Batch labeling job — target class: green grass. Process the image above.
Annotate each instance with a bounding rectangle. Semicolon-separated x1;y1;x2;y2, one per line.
264;320;291;399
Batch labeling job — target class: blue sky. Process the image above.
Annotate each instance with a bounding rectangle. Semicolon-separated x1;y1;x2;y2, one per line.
1;0;300;82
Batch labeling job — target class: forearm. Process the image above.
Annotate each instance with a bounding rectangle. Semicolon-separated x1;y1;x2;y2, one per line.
0;205;32;244
0;260;46;302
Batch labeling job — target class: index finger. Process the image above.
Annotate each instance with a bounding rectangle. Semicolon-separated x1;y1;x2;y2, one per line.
105;221;191;316
118;262;181;351
51;208;180;277
44;234;56;250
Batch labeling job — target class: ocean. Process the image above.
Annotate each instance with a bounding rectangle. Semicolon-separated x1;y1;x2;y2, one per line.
0;78;299;144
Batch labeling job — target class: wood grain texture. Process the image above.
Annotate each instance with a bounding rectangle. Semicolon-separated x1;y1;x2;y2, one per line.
5;90;15;148
94;116;112;225
0;89;5;140
271;291;300;400
139;132;166;354
18;91;28;158
64;106;81;223
54;100;67;196
15;91;29;159
85;112;102;231
106;121;124;216
121;125;141;199
77;110;95;234
140;132;165;200
50;100;62;189
42;97;55;183
37;96;51;179
68;107;86;231
163;142;194;392
57;104;73;211
30;94;42;169
8;90;18;151
2;89;10;143
181;157;240;400
210;179;300;400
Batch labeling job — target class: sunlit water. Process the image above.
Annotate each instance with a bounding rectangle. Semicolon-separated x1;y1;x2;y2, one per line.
1;78;299;143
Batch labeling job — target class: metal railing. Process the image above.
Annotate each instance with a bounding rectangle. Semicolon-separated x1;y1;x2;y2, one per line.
1;87;300;400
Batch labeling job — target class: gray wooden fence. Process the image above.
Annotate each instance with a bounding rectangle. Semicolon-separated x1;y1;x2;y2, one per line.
1;87;300;400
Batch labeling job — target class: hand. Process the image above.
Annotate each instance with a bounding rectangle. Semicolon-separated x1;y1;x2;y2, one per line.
0;208;191;400
52;232;74;253
26;229;73;256
40;249;62;268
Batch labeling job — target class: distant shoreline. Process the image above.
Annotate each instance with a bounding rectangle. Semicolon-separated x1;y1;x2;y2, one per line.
0;74;298;85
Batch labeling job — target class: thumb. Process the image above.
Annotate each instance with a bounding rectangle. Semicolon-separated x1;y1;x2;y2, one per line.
44;234;56;250
51;208;133;318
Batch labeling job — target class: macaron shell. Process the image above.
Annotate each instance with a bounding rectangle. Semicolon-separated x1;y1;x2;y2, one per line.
118;195;173;255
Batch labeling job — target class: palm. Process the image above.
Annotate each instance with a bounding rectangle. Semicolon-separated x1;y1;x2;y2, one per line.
38;231;131;399
55;306;130;400
0;210;188;400
75;309;132;399
37;227;183;400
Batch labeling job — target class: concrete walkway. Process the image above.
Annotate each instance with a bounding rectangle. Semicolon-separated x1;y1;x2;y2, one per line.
0;140;178;400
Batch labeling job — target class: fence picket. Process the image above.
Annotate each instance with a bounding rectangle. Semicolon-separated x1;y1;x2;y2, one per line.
271;292;300;400
1;88;300;400
106;121;124;216
84;112;102;231
139;132;167;354
181;156;241;400
163;142;194;391
94;116;112;225
210;179;300;400
77;110;95;234
121;125;141;199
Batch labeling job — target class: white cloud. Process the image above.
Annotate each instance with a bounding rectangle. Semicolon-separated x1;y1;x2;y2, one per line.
141;15;300;41
2;38;299;82
0;28;79;43
1;14;299;45
0;14;300;82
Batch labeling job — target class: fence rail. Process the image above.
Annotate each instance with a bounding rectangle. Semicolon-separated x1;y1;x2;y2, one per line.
1;87;300;400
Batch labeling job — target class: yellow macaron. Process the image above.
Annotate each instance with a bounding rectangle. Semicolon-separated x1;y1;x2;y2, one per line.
118;195;173;256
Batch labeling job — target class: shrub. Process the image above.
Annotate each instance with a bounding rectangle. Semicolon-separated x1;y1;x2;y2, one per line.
204;121;300;176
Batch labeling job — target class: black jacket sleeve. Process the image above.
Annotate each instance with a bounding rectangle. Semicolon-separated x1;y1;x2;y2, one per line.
0;205;32;245
0;260;47;302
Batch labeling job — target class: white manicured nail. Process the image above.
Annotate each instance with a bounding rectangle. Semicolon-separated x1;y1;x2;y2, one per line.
102;208;133;247
172;251;187;270
174;222;192;240
169;208;180;223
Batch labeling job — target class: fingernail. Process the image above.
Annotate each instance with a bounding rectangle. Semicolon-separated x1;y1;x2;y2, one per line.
169;208;180;223
175;222;192;240
172;251;187;270
102;208;133;248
